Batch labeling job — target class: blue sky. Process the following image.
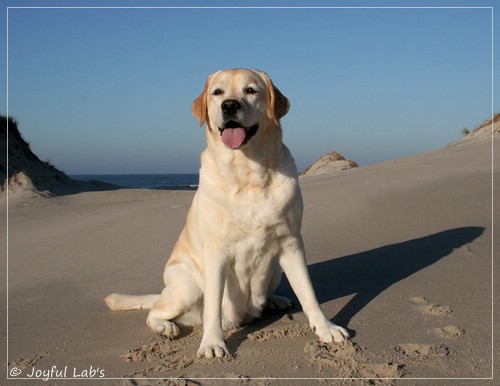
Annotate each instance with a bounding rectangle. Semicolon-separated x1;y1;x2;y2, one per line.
2;1;497;174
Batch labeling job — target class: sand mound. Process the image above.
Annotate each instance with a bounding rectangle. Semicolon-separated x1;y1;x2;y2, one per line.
301;151;358;176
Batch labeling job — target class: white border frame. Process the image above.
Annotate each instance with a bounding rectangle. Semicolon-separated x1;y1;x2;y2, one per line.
4;4;495;382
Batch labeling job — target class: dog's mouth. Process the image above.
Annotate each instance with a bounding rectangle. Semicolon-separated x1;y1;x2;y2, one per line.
218;120;259;149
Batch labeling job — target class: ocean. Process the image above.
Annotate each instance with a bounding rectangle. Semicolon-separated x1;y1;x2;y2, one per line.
70;173;199;190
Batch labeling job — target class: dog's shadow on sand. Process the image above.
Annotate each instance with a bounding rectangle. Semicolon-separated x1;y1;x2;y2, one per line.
228;226;484;351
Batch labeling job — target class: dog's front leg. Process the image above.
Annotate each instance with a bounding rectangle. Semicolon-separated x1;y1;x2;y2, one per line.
279;238;349;343
197;254;229;358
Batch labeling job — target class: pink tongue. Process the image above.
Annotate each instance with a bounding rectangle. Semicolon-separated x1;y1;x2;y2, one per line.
221;128;246;149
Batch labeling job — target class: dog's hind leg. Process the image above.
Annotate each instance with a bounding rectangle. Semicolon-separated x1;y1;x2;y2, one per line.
146;263;202;338
105;294;160;311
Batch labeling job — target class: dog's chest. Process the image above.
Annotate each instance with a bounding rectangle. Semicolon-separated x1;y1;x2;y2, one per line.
234;172;298;221
227;185;296;270
198;161;302;257
236;192;282;226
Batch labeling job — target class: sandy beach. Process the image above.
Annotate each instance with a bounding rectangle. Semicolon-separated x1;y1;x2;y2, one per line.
2;135;498;384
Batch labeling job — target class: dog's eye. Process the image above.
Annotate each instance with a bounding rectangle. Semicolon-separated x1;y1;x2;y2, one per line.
245;87;257;95
212;88;223;96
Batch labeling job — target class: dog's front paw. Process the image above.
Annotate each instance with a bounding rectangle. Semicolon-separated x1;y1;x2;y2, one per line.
196;340;230;358
314;321;350;343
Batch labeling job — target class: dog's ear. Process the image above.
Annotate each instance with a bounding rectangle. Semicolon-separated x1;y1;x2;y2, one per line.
192;78;210;127
270;84;290;123
192;71;220;127
258;71;290;124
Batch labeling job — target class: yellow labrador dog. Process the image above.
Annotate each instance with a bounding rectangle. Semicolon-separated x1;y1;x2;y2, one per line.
105;69;349;358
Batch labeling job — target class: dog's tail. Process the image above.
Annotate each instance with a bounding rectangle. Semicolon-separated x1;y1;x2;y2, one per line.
104;294;160;311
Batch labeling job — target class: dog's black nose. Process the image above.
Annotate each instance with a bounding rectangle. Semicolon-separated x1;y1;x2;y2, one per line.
221;99;241;116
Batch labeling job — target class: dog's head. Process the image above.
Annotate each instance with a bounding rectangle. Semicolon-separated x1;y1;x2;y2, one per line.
192;69;290;150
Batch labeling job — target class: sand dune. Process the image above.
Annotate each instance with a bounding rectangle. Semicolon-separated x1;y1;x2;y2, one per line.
1;116;118;201
2;132;498;383
452;113;500;145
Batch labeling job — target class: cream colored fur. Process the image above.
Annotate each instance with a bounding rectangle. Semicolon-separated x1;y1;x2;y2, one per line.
105;69;349;358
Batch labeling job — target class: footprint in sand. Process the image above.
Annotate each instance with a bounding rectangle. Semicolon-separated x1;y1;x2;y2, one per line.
8;353;48;369
305;340;404;379
122;336;196;377
396;297;460;364
409;296;465;340
396;343;449;358
432;325;465;339
409;296;452;317
247;323;311;342
359;362;403;379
